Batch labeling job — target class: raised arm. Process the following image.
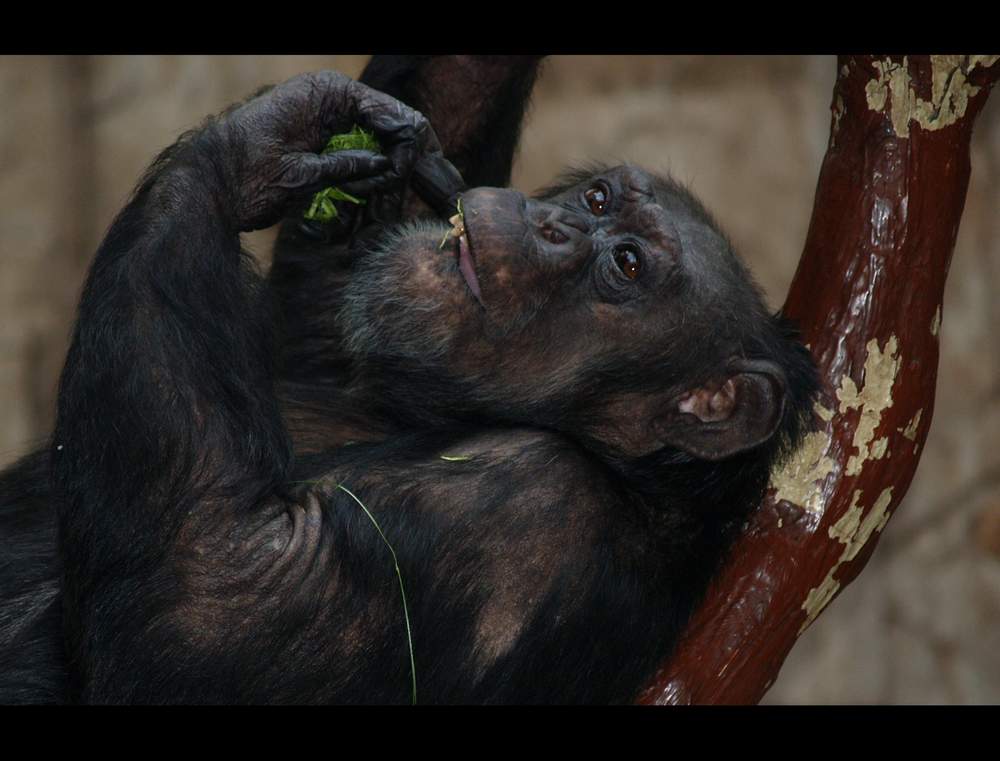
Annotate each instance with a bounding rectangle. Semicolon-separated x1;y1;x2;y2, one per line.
50;72;436;701
360;55;543;190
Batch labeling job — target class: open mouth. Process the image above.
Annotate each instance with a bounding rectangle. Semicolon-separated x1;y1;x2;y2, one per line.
444;204;484;305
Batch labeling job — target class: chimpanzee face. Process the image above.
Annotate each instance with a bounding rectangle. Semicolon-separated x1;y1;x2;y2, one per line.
341;165;788;460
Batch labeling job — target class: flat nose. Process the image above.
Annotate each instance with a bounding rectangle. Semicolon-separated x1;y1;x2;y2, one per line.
526;200;592;249
456;188;593;268
529;200;590;234
458;186;527;222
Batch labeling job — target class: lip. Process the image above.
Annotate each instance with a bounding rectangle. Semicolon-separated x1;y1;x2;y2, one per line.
447;210;483;306
456;232;483;305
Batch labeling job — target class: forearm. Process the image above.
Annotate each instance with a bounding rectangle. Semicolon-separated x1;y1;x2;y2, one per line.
360;55;543;187
53;71;432;570
53;127;290;560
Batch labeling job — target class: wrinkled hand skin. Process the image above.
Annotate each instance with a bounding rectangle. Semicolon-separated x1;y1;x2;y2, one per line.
201;71;443;232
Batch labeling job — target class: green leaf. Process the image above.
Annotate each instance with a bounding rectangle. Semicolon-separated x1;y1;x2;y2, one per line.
303;125;382;223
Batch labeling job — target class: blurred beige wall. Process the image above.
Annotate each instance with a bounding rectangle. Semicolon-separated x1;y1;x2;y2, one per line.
1;55;998;703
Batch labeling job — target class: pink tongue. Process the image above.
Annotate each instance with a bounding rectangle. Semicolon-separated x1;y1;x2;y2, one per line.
457;236;483;304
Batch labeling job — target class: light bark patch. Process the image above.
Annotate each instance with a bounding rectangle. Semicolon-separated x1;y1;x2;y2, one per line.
870;437;889;460
838;336;901;477
900;409;923;441
769;429;836;516
831;94;846;147
800;487;894;632
814;402;834;422
865;56;998;138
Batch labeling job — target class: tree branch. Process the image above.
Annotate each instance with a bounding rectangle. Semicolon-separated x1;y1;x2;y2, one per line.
636;54;1000;705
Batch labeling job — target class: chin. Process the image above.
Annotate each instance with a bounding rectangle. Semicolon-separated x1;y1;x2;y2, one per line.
340;220;484;366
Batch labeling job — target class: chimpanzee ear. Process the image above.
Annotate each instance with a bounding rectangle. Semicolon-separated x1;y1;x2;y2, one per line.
652;360;787;461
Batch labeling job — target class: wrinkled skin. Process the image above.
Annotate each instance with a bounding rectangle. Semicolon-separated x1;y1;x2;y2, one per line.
205;70;441;231
0;62;817;704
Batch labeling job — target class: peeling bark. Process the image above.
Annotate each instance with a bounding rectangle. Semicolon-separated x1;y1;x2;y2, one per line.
636;55;1000;705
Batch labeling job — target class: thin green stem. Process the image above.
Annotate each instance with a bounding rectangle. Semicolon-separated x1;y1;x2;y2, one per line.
286;479;417;704
334;483;417;706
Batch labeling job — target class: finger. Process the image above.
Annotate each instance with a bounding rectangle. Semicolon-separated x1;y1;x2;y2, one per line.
343;81;441;169
311;74;443;186
337;173;399;197
275;149;391;192
315;149;393;182
385;125;444;190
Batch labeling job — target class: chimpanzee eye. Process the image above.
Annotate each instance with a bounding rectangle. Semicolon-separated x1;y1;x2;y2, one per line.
584;184;609;215
613;245;641;280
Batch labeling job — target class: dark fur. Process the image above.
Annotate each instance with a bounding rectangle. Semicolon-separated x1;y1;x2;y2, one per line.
0;450;64;703
0;57;817;704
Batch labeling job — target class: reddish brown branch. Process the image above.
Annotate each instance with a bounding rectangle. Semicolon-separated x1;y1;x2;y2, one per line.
637;54;1000;705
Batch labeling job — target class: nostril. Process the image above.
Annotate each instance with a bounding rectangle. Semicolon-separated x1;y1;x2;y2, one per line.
541;226;569;245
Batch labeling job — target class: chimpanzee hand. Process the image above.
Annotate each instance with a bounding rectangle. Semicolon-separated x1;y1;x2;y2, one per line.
205;71;441;232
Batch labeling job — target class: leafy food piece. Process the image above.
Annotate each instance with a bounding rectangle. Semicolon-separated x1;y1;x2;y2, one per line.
303;125;381;223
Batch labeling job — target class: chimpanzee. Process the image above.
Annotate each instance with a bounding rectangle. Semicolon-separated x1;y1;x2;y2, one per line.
0;56;817;704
